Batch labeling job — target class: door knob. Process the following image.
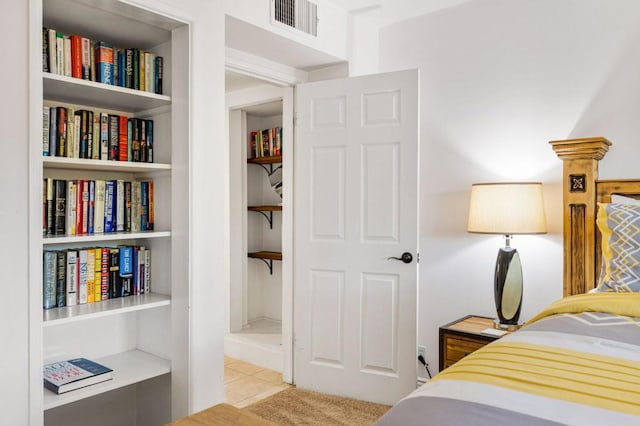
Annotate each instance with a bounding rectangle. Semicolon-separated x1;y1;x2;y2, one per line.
387;252;413;264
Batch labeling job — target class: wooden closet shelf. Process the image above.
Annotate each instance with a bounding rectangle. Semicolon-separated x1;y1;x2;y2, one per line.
248;251;282;261
248;205;282;212
247;156;282;165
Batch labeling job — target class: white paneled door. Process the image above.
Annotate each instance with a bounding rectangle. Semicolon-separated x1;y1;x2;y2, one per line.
294;70;419;404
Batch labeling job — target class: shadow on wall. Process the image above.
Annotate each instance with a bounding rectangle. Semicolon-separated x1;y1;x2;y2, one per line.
569;26;640;179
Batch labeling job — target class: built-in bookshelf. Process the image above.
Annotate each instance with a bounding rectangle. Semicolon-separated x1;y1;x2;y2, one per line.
33;1;190;424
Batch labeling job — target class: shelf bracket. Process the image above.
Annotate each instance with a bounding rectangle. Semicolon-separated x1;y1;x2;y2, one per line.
256;163;282;176
255;257;274;275
254;210;274;229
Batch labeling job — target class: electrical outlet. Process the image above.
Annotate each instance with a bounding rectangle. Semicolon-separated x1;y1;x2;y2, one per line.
417;345;426;360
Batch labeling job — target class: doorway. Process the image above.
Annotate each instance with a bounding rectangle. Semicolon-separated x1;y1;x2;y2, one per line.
225;70;294;383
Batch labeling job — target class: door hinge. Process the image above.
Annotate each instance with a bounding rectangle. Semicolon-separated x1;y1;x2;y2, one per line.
417;253;420;263
294;112;299;127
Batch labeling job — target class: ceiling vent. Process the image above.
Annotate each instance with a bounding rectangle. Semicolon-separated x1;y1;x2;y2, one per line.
272;0;318;37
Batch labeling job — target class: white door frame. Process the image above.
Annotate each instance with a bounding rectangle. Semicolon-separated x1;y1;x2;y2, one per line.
225;50;306;383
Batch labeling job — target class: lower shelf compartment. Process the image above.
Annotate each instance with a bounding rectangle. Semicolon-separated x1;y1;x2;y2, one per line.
43;349;170;410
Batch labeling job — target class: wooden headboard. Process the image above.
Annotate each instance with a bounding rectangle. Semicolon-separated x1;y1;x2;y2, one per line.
550;137;640;296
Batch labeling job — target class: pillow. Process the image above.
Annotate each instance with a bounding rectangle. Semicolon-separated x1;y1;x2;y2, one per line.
596;202;640;292
611;194;640;205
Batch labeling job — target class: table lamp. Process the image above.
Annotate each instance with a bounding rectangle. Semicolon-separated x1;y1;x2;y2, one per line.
467;182;547;330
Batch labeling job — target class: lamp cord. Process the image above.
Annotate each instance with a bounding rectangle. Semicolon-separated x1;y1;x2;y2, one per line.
418;355;432;379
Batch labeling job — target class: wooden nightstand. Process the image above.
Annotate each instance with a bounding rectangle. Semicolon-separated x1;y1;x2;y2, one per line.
439;315;508;371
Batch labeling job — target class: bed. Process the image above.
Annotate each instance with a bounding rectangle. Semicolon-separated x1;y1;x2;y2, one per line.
377;137;640;426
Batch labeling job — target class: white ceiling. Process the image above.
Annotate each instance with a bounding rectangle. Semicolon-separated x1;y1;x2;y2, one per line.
324;0;475;27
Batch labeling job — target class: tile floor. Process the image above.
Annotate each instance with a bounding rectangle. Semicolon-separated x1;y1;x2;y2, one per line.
224;356;291;408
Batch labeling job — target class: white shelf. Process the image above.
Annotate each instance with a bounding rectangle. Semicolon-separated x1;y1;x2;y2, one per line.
43;349;171;410
43;293;170;327
43;157;171;173
43;72;171;113
43;230;171;246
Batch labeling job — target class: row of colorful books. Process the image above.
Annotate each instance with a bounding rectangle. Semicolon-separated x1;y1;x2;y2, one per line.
43;27;163;94
43;105;154;162
43;178;154;237
248;127;282;159
43;245;151;310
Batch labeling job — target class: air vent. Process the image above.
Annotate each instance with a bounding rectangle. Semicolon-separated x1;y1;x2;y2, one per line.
272;0;318;37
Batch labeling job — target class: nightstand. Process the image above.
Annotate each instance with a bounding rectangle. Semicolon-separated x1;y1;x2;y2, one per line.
439;315;508;371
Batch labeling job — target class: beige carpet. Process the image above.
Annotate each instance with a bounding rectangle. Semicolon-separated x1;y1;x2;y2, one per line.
242;387;390;425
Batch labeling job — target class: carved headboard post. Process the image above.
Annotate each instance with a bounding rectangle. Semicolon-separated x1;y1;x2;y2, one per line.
549;137;611;296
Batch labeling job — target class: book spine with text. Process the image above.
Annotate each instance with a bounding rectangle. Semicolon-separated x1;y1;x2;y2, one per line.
92;111;100;160
48;107;57;157
94;248;102;303
119;246;133;297
42;107;50;156
146;120;153;163
78;249;88;304
86;249;95;304
131;181;141;233
138;246;145;294
69;34;82;78
66;250;78;306
66;180;76;236
56;250;66;307
95;41;114;85
148;181;154;230
108;114;119;160
93;180;105;233
144;248;151;293
140;181;148;231
100;113;109;160
54;179;66;235
100;247;109;300
118;116;128;161
104;180;116;232
45;177;54;236
43;251;57;309
80;36;91;80
109;248;121;298
116;180;125;232
66;107;75;158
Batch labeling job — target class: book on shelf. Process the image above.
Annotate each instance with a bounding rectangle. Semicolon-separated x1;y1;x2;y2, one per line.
43;251;57;309
43;178;155;238
95;41;114;85
248;126;282;159
42;106;50;155
54;179;66;235
63;35;72;77
66;250;78;306
56;250;66;307
43;358;113;395
44;245;151;309
78;249;88;304
45;177;54;236
43;105;155;163
43;27;163;94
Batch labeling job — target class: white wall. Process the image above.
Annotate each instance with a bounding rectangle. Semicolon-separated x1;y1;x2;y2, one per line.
379;0;640;370
1;0;31;423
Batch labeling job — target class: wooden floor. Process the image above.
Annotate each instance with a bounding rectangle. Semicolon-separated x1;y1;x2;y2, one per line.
224;356;290;408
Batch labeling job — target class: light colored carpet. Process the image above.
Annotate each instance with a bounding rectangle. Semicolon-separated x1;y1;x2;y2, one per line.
242;387;390;425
